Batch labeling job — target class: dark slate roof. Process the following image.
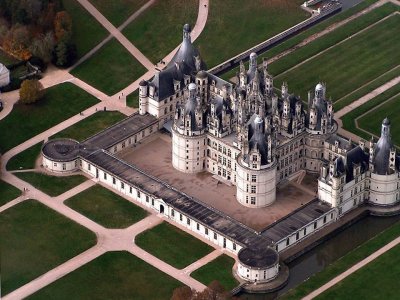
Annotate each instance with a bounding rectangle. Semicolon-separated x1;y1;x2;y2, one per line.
261;199;333;242
243;114;270;165
238;246;279;269
42;139;80;162
82;113;157;150
326;134;353;150
84;150;273;250
345;146;369;182
373;119;394;175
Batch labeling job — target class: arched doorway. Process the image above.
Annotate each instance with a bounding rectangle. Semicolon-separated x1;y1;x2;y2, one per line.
160;205;165;214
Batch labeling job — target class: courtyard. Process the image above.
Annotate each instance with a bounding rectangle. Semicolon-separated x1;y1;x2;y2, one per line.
117;133;317;231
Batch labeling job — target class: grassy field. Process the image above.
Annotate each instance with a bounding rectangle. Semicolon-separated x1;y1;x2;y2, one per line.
0;180;21;206
126;89;139;108
15;172;88;197
65;185;148;228
28;251;183;300
71;39;146;96
136;222;213;269
0;83;99;153
220;0;380;81
122;0;198;64
334;66;400;111
194;0;308;68
281;220;400;300
62;0;108;58
191;255;238;290
358;94;400;146
89;0;148;27
6;142;43;171
317;244;400;300
0;200;96;296
274;13;400;102
50;111;126;141
341;84;400;145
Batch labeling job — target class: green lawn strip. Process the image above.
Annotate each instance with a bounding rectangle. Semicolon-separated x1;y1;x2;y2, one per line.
6;142;43;171
273;14;400;103
334;66;400;111
28;251;183;300
62;0;108;58
0;83;99;153
15;172;88;197
65;185;148;228
122;0;198;64
136;222;214;269
358;94;400;146
50;111;126;141
220;0;380;81
0;180;21;206
0;199;96;296
71;39;146;96
126;89;139;108
269;3;398;77
281;220;400;300
341;84;400;144
191;255;238;290
89;0;147;27
195;0;308;68
316;244;400;300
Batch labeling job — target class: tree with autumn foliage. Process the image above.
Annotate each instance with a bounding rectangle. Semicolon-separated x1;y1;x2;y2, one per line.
19;79;44;104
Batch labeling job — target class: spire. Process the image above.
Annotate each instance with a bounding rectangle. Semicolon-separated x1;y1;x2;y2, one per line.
249;52;257;71
183;23;191;42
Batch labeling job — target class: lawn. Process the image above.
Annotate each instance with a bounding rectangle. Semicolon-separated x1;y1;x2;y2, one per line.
28;251;183;300
136;222;214;269
126;89;139;108
15;172;88;197
0;200;96;296
0;83;99;153
341;84;400;145
50;111;126;141
281;220;400;300
191;255;238;290
122;0;198;64
6;142;43;171
71;39;146;96
274;13;400;103
89;0;148;27
65;185;148;228
62;0;108;58
0;180;21;206
358;94;400;146
317;244;400;300
194;0;309;68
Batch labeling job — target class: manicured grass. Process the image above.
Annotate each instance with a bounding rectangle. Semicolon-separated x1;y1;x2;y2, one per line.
220;0;380;81
358;94;400;146
62;0;108;58
6;142;43;171
0;83;99;153
65;185;148;228
0;200;96;296
122;0;198;64
0;180;21;206
195;0;308;68
89;0;148;27
334;66;400;111
50;111;126;141
191;255;238;290
126;89;139;108
71;39;146;95
15;172;88;197
28;251;183;300
342;84;400;144
317;244;400;300
274;13;400;103
136;222;214;269
281;220;400;300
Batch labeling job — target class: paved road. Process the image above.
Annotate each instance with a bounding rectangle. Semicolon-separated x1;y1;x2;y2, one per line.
303;236;400;299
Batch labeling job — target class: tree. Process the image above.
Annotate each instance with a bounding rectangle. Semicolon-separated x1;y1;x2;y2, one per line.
171;286;194;300
30;32;55;63
19;79;44;104
54;11;72;42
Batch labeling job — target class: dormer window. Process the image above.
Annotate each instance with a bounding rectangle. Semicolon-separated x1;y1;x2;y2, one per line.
253;155;257;161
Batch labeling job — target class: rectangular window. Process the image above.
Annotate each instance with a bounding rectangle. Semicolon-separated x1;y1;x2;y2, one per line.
151;198;154;206
251;186;256;193
233;243;236;250
196;223;200;231
251;175;257;182
129;186;133;194
146;195;149;203
314;222;317;229
187;218;190;225
180;214;183;221
104;173;107;180
137;191;141;198
205;227;209;235
121;182;124;189
251;197;256;205
88;164;91;170
214;232;217;240
62;163;66;170
112;177;116;184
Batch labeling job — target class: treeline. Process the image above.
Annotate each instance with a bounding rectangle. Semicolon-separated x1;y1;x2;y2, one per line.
0;0;76;67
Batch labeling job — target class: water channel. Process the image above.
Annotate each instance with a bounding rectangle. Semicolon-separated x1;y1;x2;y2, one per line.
239;215;400;299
